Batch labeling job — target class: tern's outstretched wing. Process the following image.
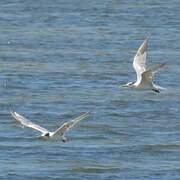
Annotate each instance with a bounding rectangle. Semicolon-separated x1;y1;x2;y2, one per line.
53;112;89;136
133;39;148;82
140;63;166;86
10;111;49;133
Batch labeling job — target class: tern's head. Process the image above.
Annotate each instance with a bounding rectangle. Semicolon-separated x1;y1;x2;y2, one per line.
44;132;50;137
121;82;134;88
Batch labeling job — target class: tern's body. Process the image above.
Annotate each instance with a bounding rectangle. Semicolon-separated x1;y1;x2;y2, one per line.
10;111;89;142
122;40;166;93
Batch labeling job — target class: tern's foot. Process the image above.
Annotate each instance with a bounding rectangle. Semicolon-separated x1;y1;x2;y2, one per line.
152;89;160;93
62;136;67;142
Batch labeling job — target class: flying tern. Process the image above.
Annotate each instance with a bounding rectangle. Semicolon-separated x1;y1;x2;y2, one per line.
121;40;166;93
10;111;89;142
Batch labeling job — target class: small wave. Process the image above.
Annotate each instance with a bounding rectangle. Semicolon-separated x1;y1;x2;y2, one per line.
141;143;180;152
69;166;120;173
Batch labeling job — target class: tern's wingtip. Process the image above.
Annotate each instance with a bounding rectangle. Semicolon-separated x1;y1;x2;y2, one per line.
143;39;148;43
10;110;19;117
84;111;90;116
143;38;148;44
162;62;167;66
138;39;148;54
9;109;14;115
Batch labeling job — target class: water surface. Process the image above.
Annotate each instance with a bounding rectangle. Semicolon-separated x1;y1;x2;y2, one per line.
0;0;180;179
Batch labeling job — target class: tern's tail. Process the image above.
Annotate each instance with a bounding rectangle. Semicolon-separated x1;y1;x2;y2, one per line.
153;84;166;90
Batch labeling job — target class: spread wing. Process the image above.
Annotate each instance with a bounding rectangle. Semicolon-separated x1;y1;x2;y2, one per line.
140;63;166;86
141;70;154;86
10;111;49;133
133;39;148;82
53;112;89;136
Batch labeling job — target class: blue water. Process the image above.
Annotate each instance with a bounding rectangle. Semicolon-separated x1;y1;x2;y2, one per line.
0;0;180;179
